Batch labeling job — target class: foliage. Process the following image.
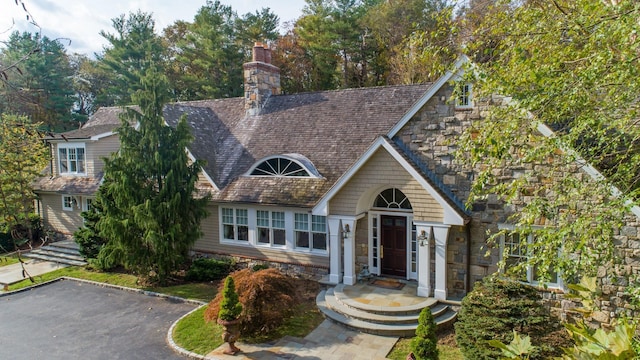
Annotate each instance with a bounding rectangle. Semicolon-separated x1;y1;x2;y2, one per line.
0;32;76;131
97;10;165;106
454;276;567;360
410;307;439;359
488;331;535;360
185;258;233;282
459;0;640;281
0;114;48;248
217;276;243;321
205;268;299;336
74;187;108;260
560;277;638;359
388;337;463;360
172;306;223;354
95;66;209;283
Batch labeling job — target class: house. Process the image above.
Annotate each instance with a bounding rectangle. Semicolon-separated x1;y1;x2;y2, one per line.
33;44;640;327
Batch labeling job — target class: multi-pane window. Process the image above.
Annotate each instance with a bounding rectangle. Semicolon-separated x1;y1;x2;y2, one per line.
257;211;286;246
456;83;472;108
222;208;248;242
294;213;327;251
251;158;310;177
59;144;86;174
502;230;560;287
62;196;74;211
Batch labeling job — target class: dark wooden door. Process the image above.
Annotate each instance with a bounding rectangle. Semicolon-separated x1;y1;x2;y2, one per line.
380;215;407;277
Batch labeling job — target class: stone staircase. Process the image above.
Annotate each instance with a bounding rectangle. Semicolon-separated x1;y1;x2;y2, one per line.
23;240;87;266
317;283;458;337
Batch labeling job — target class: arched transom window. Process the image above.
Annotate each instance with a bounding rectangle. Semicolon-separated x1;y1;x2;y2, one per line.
374;188;412;209
249;154;320;178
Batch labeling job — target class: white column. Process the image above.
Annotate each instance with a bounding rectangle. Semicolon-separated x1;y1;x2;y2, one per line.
434;225;451;300
342;217;357;286
414;223;431;298
327;217;342;284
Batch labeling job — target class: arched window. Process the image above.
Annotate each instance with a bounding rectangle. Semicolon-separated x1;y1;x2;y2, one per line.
374;188;412;209
248;154;320;178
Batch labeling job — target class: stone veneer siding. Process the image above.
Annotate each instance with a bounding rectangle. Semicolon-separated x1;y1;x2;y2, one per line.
395;83;640;327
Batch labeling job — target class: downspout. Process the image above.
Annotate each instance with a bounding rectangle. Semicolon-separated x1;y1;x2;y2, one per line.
466;223;472;295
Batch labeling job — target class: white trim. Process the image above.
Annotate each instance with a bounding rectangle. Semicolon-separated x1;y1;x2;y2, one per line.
218;205;329;257
245;154;322;179
57;142;87;176
186;148;219;191
313;137;465;225
61;195;74;211
455;83;474;110
387;55;470;137
90;131;116;141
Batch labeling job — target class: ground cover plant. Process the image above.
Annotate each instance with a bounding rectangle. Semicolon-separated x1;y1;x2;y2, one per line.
388;327;462;360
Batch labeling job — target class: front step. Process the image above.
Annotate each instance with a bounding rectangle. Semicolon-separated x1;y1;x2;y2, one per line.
317;286;458;337
23;241;87;266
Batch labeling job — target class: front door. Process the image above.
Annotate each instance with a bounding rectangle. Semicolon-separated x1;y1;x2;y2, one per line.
380;215;407;277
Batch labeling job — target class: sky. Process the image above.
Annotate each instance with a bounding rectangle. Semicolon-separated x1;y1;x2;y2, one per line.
0;0;307;56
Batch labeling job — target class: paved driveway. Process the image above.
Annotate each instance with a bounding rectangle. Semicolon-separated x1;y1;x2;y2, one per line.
0;279;197;359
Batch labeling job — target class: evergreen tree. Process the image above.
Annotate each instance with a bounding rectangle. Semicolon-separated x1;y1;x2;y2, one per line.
96;66;209;283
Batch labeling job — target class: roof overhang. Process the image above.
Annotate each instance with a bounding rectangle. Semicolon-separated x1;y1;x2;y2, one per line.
313;137;466;225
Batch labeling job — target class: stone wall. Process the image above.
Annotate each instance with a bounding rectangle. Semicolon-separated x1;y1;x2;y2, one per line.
395;83;640;327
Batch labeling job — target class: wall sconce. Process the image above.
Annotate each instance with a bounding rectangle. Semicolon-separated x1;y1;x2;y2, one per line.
418;228;434;247
342;224;351;239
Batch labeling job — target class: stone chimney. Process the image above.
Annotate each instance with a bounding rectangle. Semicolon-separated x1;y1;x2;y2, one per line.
244;42;281;116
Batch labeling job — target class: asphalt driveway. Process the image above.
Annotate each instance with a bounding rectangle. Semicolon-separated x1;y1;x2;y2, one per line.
0;279;198;359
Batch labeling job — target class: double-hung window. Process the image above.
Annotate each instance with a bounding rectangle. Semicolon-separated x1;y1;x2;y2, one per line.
455;83;473;109
500;227;561;288
257;210;286;246
222;208;248;242
294;213;327;251
58;144;86;175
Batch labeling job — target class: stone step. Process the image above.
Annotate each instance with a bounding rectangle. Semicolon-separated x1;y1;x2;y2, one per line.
333;283;437;316
325;288;450;325
317;290;418;337
39;245;82;257
47;240;80;251
23;251;87;267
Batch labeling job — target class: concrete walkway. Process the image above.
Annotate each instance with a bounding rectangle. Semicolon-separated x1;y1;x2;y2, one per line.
205;320;398;360
0;258;68;289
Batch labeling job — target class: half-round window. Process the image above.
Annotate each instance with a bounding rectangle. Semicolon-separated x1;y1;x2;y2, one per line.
374;188;412;209
249;154;320;178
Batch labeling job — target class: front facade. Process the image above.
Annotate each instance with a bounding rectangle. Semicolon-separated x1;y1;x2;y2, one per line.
33;44;640;324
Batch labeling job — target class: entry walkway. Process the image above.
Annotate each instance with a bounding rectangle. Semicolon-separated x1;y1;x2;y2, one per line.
0;259;68;290
205;319;398;360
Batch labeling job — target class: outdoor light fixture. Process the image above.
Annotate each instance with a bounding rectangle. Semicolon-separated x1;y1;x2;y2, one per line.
418;228;434;247
342;224;351;239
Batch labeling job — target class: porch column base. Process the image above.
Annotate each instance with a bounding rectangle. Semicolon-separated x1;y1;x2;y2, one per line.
343;275;356;286
329;273;341;284
434;289;447;301
417;286;430;298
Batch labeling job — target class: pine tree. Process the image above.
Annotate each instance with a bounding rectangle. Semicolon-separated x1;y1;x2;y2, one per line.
96;66;209;283
218;276;243;321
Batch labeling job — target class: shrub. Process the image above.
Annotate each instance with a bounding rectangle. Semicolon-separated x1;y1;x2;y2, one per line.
410;307;439;360
74;199;107;259
205;268;298;336
218;276;243;321
455;276;568;360
186;258;233;281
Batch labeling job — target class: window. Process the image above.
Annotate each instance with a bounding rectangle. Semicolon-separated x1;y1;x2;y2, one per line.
257;210;286;247
58;144;86;174
374;188;412;209
83;198;94;212
456;83;473;108
251;158;309;177
294;213;328;251
222;208;248;242
501;229;561;287
62;196;74;211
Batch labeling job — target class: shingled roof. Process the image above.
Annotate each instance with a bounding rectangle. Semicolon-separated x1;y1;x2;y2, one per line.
164;84;433;205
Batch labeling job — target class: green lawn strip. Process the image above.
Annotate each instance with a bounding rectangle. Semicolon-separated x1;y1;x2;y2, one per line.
6;267;218;302
387;337;463;360
172;303;325;355
0;255;19;267
172;306;223;355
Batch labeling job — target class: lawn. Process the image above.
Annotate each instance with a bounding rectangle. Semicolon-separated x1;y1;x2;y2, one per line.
0;255;19;267
387;328;463;360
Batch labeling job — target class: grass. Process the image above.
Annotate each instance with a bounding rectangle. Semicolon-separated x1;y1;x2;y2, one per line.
387;337;463;360
0;255;19;267
5;266;218;301
172;306;223;355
